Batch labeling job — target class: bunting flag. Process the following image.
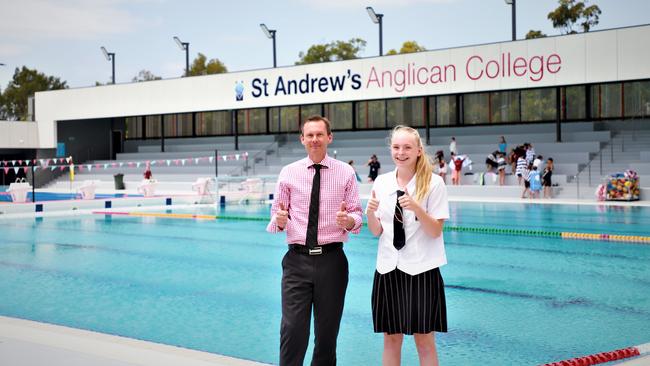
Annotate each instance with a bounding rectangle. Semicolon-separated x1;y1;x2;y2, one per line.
3;167;8;174
13;167;19;174
1;152;250;170
23;167;29;173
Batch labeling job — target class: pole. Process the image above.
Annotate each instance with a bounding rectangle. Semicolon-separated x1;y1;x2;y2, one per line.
511;0;516;41
556;87;562;142
31;162;35;203
185;44;190;77
111;54;115;84
215;149;218;178
378;15;383;56
272;32;277;68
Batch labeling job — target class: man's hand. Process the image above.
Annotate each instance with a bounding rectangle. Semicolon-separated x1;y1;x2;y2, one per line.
276;202;288;229
336;201;353;229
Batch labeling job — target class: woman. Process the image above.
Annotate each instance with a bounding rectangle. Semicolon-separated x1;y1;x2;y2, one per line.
366;125;449;366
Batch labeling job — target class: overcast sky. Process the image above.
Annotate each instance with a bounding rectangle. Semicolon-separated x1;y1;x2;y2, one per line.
1;0;648;89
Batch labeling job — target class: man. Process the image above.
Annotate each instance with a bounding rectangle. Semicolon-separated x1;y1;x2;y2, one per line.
267;115;363;366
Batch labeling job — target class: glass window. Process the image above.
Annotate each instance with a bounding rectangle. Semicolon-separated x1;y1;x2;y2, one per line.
300;104;322;122
521;88;556;121
237;108;267;134
270;106;300;133
591;83;622;119
125;117;143;139
145;115;162;138
356;100;386;129
197;111;231;136
623;80;650;118
163;113;192;137
430;95;457;126
562;86;586;120
490;91;519;123
386;97;425;127
463;93;489;125
324;102;353;130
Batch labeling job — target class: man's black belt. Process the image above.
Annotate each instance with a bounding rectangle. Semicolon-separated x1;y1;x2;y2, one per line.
288;242;343;256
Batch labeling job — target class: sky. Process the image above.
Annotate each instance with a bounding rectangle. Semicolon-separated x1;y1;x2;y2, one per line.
1;0;649;90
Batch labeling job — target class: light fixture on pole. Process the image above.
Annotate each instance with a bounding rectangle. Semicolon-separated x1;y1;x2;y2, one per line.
366;6;384;56
100;46;115;84
173;36;190;77
505;0;516;41
260;23;277;68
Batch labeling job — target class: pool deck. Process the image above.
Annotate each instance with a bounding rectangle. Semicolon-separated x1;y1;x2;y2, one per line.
1;190;648;365
0;316;270;366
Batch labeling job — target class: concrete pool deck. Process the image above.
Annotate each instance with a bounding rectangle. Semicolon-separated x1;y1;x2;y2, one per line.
0;316;270;366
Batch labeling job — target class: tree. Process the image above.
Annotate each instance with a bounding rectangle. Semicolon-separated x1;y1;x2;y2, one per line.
296;38;366;65
525;30;547;39
0;66;67;120
547;0;601;34
132;70;162;82
188;53;227;76
386;41;426;55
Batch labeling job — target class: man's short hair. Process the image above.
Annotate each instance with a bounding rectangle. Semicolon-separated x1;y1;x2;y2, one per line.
301;115;331;135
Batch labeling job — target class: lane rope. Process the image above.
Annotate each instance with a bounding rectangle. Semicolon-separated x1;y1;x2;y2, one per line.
541;342;649;366
91;211;650;244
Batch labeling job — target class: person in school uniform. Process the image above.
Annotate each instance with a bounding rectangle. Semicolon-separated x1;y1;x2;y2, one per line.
366;125;449;366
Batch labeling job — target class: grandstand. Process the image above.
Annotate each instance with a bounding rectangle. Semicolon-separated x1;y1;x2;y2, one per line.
45;120;650;200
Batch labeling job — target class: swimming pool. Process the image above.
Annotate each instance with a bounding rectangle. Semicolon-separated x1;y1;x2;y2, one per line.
0;202;648;365
0;192;142;202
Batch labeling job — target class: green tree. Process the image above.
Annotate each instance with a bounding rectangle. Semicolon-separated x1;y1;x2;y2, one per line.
525;30;547;39
386;41;426;55
0;66;67;120
296;38;366;65
547;0;601;34
132;70;162;82
188;53;227;76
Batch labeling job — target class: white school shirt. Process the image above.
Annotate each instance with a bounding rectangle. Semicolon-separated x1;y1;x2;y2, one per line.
369;170;450;276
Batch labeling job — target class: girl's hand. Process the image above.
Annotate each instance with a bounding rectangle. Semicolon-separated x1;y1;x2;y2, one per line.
366;190;379;215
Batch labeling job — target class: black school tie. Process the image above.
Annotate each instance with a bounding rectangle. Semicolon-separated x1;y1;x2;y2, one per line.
305;164;322;249
393;190;406;250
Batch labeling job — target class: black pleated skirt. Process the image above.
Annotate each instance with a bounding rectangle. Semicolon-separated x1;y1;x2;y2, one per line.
371;267;447;335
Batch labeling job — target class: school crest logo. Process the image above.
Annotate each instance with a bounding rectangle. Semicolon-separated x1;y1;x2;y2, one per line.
235;81;244;101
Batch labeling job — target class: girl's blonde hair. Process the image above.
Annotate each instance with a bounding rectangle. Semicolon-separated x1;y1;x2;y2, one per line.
389;125;433;203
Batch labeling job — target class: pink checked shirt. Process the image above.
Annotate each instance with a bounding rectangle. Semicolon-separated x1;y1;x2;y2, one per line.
267;154;363;245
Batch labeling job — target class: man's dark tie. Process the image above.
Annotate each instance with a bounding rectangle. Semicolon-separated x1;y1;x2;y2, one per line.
305;164;322;249
393;190;406;250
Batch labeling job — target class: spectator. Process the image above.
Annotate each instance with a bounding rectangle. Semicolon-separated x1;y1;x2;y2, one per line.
529;166;542;198
451;153;465;186
533;155;543;170
525;143;535;165
437;159;448;183
542;158;554;198
497;152;507;186
367;154;381;182
485;151;499;173
515;154;527;185
348;160;362;182
449;136;457;155
521;163;531;199
498;136;507;153
143;161;153;180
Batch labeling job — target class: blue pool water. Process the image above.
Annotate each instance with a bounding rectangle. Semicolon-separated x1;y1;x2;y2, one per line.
0;192;142;202
0;202;649;365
